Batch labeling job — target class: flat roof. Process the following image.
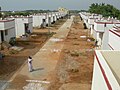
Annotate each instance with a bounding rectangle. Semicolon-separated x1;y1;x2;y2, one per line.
0;19;14;22
101;51;120;85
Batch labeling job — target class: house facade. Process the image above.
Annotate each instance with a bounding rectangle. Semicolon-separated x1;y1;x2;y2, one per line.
0;19;15;43
33;14;46;28
14;16;33;37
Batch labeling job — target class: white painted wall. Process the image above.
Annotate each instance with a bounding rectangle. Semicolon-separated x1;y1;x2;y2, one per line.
101;29;110;50
15;18;25;37
94;22;113;32
0;23;4;30
15;17;33;37
92;56;108;90
33;15;41;27
0;20;15;43
46;14;51;26
108;30;120;50
93;30;99;39
88;18;95;29
92;51;120;90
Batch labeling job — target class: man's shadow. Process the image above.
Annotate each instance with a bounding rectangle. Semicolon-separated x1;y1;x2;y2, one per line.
33;68;44;72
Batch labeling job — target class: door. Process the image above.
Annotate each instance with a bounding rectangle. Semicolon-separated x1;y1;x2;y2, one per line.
24;23;29;33
1;31;4;42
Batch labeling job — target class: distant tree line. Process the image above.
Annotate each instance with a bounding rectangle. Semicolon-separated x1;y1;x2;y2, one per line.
1;10;55;18
89;3;120;19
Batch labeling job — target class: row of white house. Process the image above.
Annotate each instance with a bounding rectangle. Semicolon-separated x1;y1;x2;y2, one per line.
79;12;120;90
79;12;120;50
32;12;65;27
0;12;67;43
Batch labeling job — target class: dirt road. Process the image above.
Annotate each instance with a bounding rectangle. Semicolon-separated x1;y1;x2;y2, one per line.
48;16;94;90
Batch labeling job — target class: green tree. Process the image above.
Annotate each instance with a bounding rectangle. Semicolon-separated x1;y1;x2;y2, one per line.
89;3;120;20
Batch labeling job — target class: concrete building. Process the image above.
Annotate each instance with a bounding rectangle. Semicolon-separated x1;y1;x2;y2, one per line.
46;13;52;26
55;12;60;20
88;15;102;35
92;50;120;90
58;7;69;15
51;12;57;24
13;16;33;37
32;14;46;28
79;12;91;29
0;19;15;43
79;12;102;29
93;19;120;49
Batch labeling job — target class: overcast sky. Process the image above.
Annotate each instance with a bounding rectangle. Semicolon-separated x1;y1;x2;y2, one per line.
0;0;120;11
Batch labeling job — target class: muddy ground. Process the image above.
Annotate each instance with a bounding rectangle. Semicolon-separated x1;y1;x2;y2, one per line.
48;16;94;90
0;18;67;82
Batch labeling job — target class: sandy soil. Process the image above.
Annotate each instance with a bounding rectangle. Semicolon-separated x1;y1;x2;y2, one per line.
48;16;95;90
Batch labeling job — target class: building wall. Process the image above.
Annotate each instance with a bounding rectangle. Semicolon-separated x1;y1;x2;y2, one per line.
51;15;54;23
0;20;15;43
15;18;25;37
28;23;33;33
92;56;108;90
33;15;40;27
94;23;113;32
46;14;51;26
93;30;99;39
108;30;120;50
54;15;57;21
88;19;94;29
14;17;33;37
0;23;4;30
4;28;15;42
90;25;94;35
101;30;109;50
92;51;120;90
28;17;33;33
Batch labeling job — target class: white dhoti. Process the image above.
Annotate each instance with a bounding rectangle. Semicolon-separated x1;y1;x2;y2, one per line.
28;58;33;72
28;63;33;72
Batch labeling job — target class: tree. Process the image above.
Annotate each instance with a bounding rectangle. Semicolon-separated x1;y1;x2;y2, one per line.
88;3;120;19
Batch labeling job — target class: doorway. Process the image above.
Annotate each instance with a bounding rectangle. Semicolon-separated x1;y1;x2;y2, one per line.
24;23;29;33
1;31;4;42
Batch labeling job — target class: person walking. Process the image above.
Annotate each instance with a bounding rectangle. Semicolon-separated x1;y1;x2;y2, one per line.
28;56;33;72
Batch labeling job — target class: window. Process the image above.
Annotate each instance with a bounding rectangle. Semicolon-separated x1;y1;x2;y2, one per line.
5;30;8;36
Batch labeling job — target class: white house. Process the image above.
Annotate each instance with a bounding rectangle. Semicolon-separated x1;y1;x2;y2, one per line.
92;50;120;90
0;19;15;43
55;12;60;20
79;12;103;30
46;13;52;26
88;14;102;35
93;19;120;49
32;14;46;28
51;12;57;24
13;16;33;37
79;12;91;29
93;19;118;41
